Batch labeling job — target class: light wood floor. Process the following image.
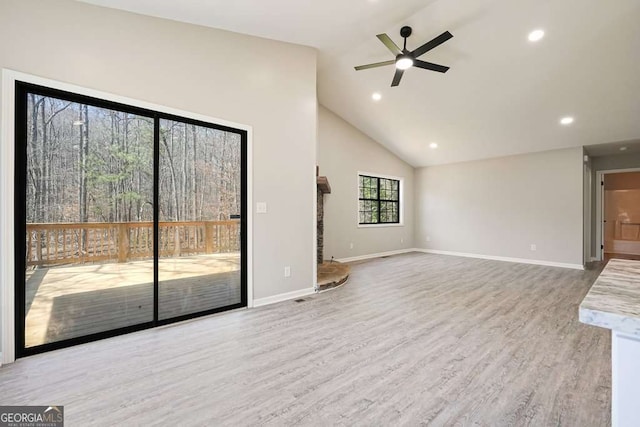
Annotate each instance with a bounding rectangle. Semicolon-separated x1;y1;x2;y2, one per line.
1;252;610;426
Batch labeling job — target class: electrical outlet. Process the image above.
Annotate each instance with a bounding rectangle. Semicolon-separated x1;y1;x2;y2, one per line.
256;202;267;214
426;236;431;242
284;266;291;277
401;238;404;243
530;244;537;251
349;242;354;249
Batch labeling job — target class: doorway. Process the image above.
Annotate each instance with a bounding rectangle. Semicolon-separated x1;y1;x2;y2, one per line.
15;82;247;357
596;170;640;261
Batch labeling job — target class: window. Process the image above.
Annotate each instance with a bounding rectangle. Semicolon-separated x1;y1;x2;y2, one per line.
358;174;401;224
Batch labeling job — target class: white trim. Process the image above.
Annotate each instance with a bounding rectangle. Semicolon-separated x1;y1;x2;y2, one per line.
246;127;254;308
252;287;316;307
1;70;16;366
312;118;318;292
335;248;415;263
595;167;640;261
596;170;603;261
356;171;404;228
358;171;404;181
357;223;404;228
0;69;254;364
416;248;584;270
583;160;592;264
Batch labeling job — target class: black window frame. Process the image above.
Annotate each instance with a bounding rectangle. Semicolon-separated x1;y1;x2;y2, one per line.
14;81;248;358
358;174;401;225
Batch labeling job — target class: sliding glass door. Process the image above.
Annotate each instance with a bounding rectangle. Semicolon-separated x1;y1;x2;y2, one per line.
15;82;246;356
158;119;242;320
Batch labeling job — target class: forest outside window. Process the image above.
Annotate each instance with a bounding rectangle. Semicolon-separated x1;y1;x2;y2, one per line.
358;174;401;225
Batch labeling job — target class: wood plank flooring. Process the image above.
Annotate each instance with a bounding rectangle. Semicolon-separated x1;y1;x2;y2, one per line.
0;252;610;426
24;253;240;347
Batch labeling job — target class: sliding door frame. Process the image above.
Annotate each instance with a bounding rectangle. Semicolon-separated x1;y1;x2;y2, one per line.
4;72;250;360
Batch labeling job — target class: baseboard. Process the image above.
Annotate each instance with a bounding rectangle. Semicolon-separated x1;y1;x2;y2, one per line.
252;287;316;308
335;248;416;263
416;248;584;270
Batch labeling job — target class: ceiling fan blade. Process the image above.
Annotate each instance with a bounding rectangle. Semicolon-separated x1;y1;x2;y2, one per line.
414;60;450;73
391;69;404;87
376;33;402;55
411;31;453;58
354;60;396;71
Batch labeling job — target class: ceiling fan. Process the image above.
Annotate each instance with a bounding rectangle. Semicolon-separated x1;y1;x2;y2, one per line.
355;26;453;87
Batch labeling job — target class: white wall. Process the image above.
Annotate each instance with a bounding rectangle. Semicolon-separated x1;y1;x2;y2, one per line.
415;147;584;266
0;0;317;358
317;106;414;260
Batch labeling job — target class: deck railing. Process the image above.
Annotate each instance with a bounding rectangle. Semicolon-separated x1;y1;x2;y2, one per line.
26;220;240;267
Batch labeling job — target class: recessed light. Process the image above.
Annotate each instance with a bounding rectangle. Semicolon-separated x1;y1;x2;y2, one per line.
372;92;382;101
528;29;545;42
620;146;628;151
560;116;574;125
429;142;438;149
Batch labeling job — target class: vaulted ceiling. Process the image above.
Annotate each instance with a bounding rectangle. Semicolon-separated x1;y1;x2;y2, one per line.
79;0;640;166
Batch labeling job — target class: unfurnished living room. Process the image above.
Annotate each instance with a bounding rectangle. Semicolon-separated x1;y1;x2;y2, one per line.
0;0;639;425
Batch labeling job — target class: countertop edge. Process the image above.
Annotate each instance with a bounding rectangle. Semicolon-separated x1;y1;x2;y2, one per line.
579;304;640;337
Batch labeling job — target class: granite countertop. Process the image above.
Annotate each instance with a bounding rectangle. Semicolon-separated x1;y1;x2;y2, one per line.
579;258;640;336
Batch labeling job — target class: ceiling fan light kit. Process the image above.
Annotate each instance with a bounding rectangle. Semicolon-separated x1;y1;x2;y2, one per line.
355;26;453;87
395;55;414;70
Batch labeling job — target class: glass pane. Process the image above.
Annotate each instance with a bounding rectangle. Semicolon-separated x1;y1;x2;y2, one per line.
379;178;398;201
380;201;389;222
158;120;242;320
24;93;154;348
363;176;378;199
380;201;399;223
380;185;388;200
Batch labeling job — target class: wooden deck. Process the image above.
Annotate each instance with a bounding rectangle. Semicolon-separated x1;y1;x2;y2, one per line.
25;253;241;348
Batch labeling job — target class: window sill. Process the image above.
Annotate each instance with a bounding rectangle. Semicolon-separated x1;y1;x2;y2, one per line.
357;223;404;228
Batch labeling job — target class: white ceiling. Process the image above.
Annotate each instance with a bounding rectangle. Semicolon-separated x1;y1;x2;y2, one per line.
585;139;640;158
79;0;640;167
